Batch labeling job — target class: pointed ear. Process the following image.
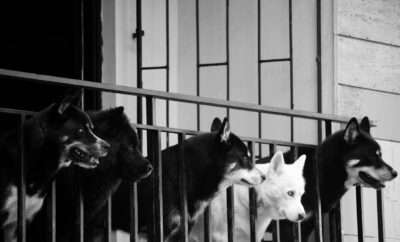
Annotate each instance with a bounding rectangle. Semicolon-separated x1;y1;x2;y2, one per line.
218;118;231;142
359;116;370;134
211;117;222;132
112;106;125;115
269;151;284;175
344;117;360;144
294;154;306;171
58;89;82;115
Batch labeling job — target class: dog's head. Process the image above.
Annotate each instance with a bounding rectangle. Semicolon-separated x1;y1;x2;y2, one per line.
343;117;397;189
210;117;265;186
256;151;306;222
90;107;152;181
40;91;110;169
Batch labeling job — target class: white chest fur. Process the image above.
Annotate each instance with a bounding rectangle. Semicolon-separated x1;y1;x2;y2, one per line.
2;185;44;227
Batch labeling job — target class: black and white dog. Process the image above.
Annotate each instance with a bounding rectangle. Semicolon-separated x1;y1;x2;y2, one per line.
0;93;109;242
111;118;265;241
266;117;397;241
28;106;152;242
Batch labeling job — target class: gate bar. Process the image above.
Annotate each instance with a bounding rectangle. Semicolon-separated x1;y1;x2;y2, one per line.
178;133;189;242
17;114;26;242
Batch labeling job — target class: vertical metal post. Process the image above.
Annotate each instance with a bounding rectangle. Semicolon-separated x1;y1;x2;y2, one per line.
315;0;324;241
195;0;200;129
227;186;235;242
129;182;139;242
165;0;171;147
105;197;112;242
178;133;189;242
270;144;280;242
292;146;302;242
46;182;56;242
289;0;294;142
248;141;257;242
376;190;385;242
146;97;164;242
17;114;26;242
356;186;364;242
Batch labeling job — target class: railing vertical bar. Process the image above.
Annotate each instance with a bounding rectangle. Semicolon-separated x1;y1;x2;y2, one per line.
46;182;56;242
248;141;257;242
146;96;164;241
105;197;112;242
226;186;235;242
204;208;212;242
376;190;385;242
356;186;364;242
195;0;200;130
225;0;230;119
75;89;85;242
292;146;302;242
133;1;144;240
178;133;189;242
17;114;26;242
269;144;280;242
289;0;294;142
314;0;323;239
165;0;170;147
129;182;139;242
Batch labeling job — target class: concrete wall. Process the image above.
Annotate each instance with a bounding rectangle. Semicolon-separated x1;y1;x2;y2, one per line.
335;0;400;241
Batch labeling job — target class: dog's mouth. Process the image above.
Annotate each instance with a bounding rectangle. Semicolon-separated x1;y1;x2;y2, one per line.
240;178;254;186
70;147;99;169
359;171;385;189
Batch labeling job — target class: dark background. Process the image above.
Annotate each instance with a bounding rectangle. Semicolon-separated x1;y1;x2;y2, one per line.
0;0;103;112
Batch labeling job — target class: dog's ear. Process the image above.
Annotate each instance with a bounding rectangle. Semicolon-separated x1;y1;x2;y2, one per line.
58;89;82;114
112;106;125;115
359;116;370;134
294;154;306;171
269;151;284;175
344;117;360;144
218;118;231;143
211;117;222;132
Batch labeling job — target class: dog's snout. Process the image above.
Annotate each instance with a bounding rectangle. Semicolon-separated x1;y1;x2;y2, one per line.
392;169;398;178
298;213;305;221
144;163;153;174
261;174;266;182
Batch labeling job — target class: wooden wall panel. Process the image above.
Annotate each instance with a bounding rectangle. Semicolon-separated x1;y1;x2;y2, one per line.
337;36;400;94
337;0;400;46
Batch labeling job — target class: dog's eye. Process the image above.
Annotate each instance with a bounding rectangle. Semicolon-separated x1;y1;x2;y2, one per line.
376;150;382;157
287;191;295;197
77;128;85;136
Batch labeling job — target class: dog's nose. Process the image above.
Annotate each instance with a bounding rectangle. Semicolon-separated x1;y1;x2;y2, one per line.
392;170;398;178
298;213;305;221
144;163;153;174
261;174;266;182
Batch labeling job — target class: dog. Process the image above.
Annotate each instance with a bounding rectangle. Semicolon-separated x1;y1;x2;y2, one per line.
27;106;153;242
266;117;398;241
111;117;265;241
190;151;306;242
0;92;109;242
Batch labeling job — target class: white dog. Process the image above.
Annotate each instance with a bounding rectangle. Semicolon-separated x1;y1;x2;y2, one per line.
190;151;306;242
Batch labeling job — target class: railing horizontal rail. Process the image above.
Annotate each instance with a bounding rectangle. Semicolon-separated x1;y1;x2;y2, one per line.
0;107;318;148
0;68;351;123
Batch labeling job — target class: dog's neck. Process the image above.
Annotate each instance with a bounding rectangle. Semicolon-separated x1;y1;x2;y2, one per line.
310;131;350;211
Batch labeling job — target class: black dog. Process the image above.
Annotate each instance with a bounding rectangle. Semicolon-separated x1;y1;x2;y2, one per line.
265;117;397;241
111;117;265;242
28;106;152;242
0;93;109;242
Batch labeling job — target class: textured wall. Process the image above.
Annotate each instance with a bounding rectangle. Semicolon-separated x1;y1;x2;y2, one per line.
336;0;400;241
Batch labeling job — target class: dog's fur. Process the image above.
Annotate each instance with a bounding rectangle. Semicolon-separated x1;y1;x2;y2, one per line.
267;117;398;241
190;151;306;242
111;118;265;241
28;106;153;242
0;93;109;242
